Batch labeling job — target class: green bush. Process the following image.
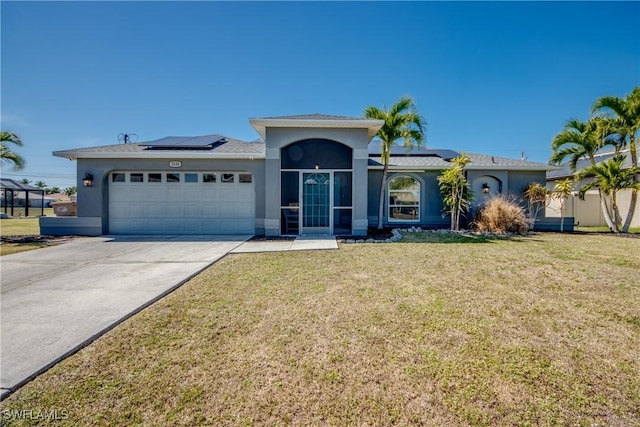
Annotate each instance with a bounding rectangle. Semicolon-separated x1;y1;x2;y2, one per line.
473;197;529;234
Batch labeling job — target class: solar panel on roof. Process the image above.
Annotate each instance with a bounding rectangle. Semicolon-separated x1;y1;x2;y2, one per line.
141;134;226;148
368;141;460;160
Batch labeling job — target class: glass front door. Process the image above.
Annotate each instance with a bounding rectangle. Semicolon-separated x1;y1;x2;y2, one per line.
302;172;331;234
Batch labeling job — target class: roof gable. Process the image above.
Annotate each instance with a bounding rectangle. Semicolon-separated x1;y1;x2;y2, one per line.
258;113;363;121
249;114;384;140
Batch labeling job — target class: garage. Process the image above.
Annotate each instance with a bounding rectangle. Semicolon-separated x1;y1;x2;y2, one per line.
108;171;255;234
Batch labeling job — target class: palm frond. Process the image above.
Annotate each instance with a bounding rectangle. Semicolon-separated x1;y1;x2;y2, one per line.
363;97;426;165
592;95;626;118
549;146;584;170
363;106;385;120
0;131;23;147
0;142;26;170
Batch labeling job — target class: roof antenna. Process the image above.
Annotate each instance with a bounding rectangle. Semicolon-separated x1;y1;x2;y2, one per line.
118;133;138;144
521;151;527;161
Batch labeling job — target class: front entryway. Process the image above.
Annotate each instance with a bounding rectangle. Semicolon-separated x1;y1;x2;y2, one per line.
302;172;330;234
279;138;355;236
280;170;352;236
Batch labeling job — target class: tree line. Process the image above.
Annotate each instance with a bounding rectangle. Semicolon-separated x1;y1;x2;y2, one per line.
549;86;640;233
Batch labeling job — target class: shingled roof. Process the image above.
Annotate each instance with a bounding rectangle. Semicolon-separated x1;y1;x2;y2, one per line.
547;149;633;180
53;137;266;159
368;142;553;170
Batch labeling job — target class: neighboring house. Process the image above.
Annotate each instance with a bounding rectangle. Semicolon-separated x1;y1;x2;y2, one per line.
1;178;45;216
31;193;73;208
546;149;640;228
40;114;553;236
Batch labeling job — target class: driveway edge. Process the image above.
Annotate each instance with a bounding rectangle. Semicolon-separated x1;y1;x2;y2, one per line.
0;253;229;401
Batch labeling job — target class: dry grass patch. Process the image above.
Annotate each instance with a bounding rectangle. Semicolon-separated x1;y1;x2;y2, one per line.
0;217;41;236
0;242;53;256
1;234;639;426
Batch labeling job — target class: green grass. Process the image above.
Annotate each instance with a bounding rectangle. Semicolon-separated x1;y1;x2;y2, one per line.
1;208;56;255
576;225;640;234
0;207;54;218
1;234;639;426
0;208;54;236
0;217;41;236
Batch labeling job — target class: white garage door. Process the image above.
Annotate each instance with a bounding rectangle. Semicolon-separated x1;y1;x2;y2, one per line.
109;171;255;234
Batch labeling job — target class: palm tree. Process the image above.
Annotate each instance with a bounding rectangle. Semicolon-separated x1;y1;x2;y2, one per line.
577;155;640;232
438;154;473;231
364;98;426;229
63;186;77;197
550;118;604;170
1;131;25;170
552;178;574;232
46;186;61;195
549;117;615;230
592;86;640;232
523;182;550;227
35;180;47;189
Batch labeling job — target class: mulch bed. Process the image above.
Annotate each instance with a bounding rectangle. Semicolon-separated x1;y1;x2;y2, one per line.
251;228;396;241
0;235;73;244
337;228;394;240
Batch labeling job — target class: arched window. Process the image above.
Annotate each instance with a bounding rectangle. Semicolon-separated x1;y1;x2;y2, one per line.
281;139;352;169
388;176;420;222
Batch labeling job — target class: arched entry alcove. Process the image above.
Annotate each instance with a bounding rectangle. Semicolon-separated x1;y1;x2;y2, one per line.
472;175;502;204
280;139;353;235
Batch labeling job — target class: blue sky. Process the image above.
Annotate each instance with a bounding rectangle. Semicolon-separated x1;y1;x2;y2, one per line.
2;1;639;189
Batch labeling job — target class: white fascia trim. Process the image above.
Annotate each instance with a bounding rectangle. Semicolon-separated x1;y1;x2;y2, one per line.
53;151;266;160
467;165;556;171
248;118;384;140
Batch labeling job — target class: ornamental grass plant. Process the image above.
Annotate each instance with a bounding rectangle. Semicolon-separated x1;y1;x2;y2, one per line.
473;197;529;234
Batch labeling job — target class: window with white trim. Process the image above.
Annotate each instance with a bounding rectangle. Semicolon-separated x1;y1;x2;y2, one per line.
388;176;420;222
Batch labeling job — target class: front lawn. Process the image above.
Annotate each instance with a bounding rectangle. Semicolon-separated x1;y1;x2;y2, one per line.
1;234;638;426
0;217;41;236
576;225;640;234
1;209;59;255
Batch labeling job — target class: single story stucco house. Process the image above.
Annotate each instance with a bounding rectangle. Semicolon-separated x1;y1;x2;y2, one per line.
40;114;553;236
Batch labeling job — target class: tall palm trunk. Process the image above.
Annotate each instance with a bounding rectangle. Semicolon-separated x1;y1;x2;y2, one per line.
599;189;616;231
621;144;637;233
559;200;565;232
377;163;389;230
454;184;464;231
588;156;616;231
612;191;622;230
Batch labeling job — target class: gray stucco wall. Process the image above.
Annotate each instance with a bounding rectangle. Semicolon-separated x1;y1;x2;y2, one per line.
76;157;265;234
368;170;447;228
66;148;548;236
505;171;546;201
367;168;547;228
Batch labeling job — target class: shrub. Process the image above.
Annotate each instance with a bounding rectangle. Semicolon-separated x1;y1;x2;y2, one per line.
473;197;529;234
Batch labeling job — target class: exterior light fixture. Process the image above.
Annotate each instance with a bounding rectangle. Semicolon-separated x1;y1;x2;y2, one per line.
482;183;490;194
315;163;319;170
82;173;94;187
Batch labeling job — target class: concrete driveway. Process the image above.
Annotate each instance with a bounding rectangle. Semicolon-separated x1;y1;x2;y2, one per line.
0;234;250;398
